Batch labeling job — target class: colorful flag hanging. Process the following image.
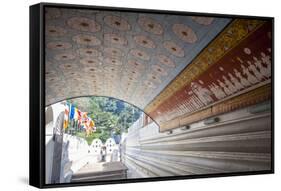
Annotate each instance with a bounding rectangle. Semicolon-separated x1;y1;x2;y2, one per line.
63;104;69;129
81;112;88;126
74;107;79;120
63;103;96;135
77;109;82;122
89;119;95;128
69;104;75;120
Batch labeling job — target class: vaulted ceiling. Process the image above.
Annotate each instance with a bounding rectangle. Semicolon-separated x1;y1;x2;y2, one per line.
45;7;272;131
45;7;230;107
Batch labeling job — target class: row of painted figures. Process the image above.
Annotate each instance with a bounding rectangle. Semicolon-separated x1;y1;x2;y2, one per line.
178;50;271;113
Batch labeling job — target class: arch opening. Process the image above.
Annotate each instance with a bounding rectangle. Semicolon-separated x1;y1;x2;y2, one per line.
48;95;157;145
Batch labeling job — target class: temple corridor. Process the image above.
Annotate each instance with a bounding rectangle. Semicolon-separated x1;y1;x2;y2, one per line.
44;7;272;184
45;100;271;183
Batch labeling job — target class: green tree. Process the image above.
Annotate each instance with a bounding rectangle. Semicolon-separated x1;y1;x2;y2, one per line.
70;96;142;145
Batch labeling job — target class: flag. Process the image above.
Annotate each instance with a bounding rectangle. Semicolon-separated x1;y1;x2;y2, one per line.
63;120;68;129
85;117;93;137
89;119;94;128
74;108;79;120
89;119;96;132
86;117;95;131
82;112;88;120
81;112;88;126
69;104;75;120
63;104;69;129
77;109;82;122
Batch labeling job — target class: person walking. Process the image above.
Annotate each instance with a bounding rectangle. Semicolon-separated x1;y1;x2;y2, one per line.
100;146;107;162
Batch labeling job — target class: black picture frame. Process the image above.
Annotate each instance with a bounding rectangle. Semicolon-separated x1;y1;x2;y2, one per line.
30;2;274;188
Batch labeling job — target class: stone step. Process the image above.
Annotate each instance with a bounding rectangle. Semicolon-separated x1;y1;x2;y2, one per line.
71;171;127;182
71;162;128;182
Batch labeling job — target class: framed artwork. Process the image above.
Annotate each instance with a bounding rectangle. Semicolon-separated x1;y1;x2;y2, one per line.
29;2;274;188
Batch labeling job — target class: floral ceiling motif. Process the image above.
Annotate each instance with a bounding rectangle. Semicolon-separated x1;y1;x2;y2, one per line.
45;7;230;108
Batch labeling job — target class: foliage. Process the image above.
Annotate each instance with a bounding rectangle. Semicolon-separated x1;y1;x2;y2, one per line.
69;97;142;145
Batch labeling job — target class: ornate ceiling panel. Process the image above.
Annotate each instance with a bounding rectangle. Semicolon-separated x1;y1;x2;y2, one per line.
45;7;230;107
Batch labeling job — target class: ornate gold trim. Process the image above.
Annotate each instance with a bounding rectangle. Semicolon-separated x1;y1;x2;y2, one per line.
145;19;265;113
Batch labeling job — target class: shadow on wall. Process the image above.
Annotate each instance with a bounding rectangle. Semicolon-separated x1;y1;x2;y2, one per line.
60;141;73;182
45;103;66;184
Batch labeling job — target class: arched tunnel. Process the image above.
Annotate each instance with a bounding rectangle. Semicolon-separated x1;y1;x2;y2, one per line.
44;7;272;184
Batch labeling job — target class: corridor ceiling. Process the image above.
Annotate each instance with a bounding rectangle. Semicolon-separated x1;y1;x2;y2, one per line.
45;7;230;107
45;7;272;130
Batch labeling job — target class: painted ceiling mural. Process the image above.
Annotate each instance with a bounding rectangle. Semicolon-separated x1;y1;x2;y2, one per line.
45;7;230;107
45;7;272;131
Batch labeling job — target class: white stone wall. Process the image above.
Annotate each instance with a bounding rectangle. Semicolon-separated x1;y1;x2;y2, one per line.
105;138;119;162
123;106;272;178
60;134;90;183
45;102;66;184
89;138;103;162
45;122;54;184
